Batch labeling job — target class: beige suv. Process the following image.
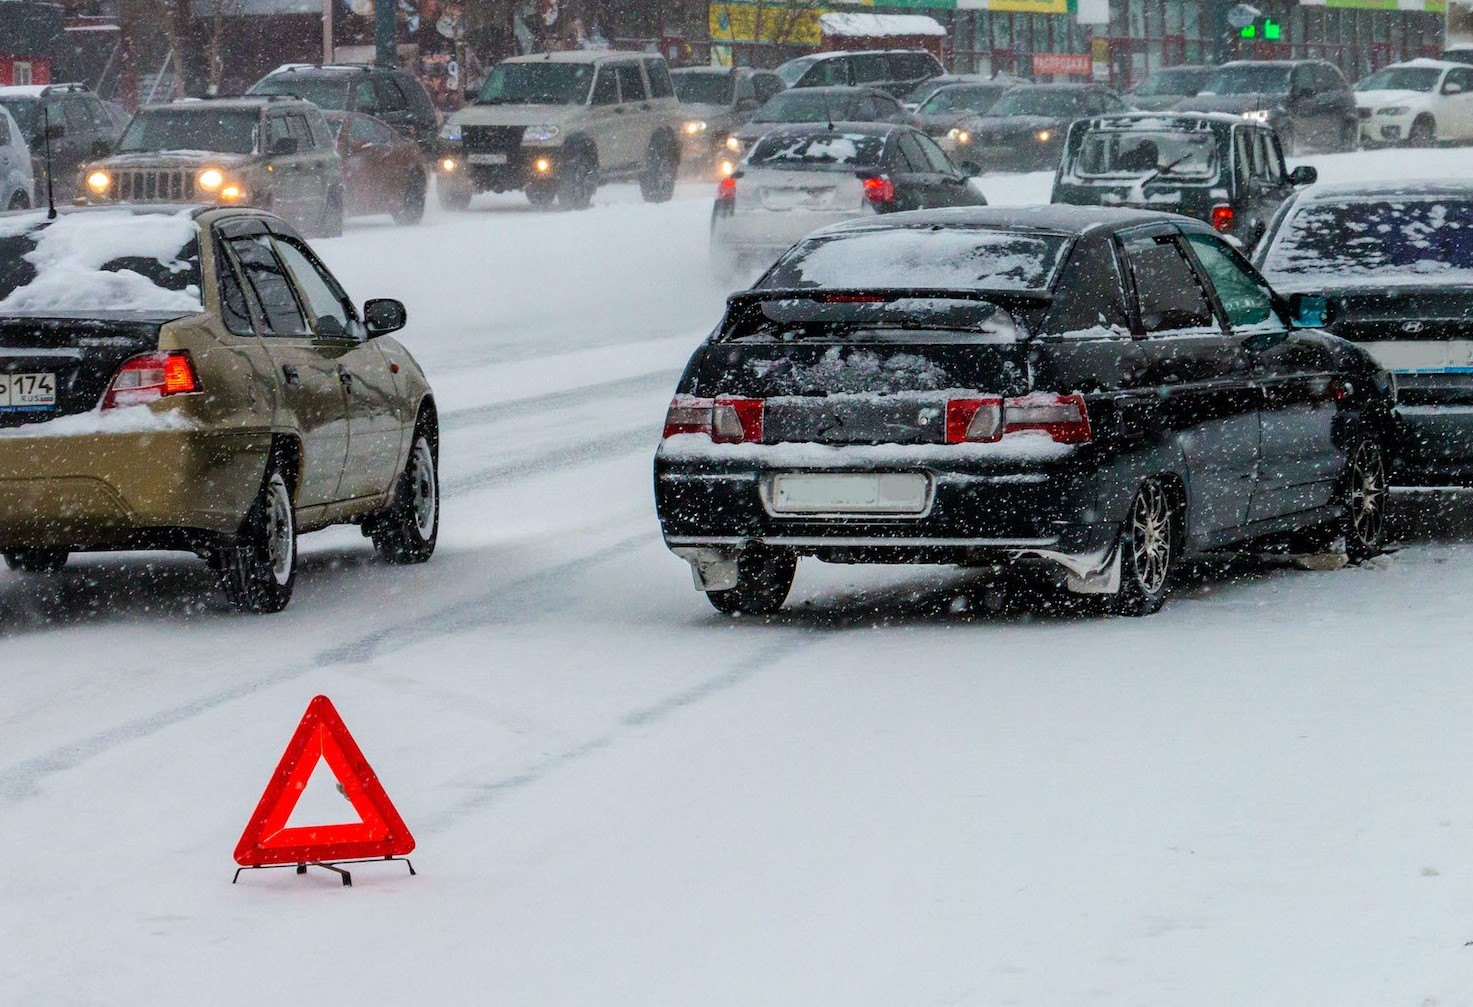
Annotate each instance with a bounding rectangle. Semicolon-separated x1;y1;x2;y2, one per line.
438;51;682;210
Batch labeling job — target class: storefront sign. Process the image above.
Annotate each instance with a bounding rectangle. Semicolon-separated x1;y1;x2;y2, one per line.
709;1;825;45
1297;0;1445;10
1032;52;1093;76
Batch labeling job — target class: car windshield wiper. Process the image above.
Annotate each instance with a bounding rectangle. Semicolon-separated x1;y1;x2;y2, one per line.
1140;153;1193;188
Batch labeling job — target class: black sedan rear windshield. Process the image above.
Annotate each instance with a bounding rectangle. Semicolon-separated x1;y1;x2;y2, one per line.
1261;197;1473;281
918;85;1005;115
720;296;1023;343
762;227;1071;292
118;108;259;154
748;132;886;171
754;91;860;124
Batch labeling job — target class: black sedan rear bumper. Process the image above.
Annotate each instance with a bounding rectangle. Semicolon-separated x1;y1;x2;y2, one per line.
654;440;1121;580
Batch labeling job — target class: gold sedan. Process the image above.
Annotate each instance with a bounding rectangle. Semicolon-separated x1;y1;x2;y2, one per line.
0;203;438;612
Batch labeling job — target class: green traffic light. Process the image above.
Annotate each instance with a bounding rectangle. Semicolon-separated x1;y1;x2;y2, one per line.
1265;19;1281;40
1241;24;1256;38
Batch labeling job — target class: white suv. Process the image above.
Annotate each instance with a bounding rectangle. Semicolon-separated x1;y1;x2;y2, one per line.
438;51;683;210
1355;59;1473;147
0;105;33;210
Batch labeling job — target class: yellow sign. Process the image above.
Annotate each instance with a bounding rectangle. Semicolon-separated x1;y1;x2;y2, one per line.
987;0;1069;12
709;2;826;46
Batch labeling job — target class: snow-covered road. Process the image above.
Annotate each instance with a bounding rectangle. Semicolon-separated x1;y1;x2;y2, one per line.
6;150;1473;1005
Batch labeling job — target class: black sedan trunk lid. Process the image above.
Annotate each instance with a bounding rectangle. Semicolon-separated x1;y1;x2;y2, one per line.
0;314;169;428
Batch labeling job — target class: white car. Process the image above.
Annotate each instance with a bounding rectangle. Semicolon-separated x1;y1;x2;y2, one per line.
1354;58;1473;147
0;105;35;210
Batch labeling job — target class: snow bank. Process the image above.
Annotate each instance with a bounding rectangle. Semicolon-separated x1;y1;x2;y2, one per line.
818;12;946;37
0;403;196;438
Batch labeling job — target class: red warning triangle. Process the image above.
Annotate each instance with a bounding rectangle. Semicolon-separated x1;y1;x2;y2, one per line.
234;695;415;867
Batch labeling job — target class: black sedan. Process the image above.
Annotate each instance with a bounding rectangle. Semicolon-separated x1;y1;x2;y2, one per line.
1254;180;1473;486
944;84;1132;173
656;206;1395;617
726;86;910;160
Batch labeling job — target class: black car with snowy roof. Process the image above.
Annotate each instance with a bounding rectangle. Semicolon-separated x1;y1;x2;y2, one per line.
1052;112;1317;253
726;86;911;160
655;205;1395;617
1171;60;1358;156
1254;179;1473;486
248;63;440;156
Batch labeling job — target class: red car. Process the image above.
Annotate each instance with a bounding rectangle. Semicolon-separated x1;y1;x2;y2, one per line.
324;110;428;225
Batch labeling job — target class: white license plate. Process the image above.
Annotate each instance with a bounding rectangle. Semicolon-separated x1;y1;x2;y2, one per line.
0;372;56;410
769;473;931;515
468;153;509;165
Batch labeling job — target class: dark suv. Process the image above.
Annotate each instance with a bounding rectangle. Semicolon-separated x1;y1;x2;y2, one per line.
1053;112;1318;252
79;96;345;237
775;50;945;100
1173;60;1357;155
0;82;123;203
249;64;440;156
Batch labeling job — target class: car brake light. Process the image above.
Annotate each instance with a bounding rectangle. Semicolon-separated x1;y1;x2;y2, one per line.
716;175;736;205
661;396;763;444
1211;204;1235;232
945;398;1003;443
945;393;1091;444
102;351;201;409
1003;393;1092;443
862;176;895;205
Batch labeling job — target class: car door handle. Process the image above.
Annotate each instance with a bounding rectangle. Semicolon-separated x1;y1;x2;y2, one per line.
281;363;300;387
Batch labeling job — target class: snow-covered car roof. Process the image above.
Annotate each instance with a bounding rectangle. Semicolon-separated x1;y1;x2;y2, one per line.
0;85;50;98
1079;111;1248;130
1295;178;1473;201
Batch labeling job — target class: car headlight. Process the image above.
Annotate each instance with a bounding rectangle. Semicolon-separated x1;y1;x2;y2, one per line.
1035;130;1052;142
684;120;707;136
196;168;224;191
439;122;462;142
1377;106;1411;116
725;135;743;153
946;127;972;144
85;170;111;195
1241;109;1272;123
523;124;561;142
220;184;244;201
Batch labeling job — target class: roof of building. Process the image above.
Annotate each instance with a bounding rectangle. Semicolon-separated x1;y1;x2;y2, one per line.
818;13;946;38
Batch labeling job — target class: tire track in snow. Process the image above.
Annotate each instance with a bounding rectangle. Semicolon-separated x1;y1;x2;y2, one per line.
441;368;680;431
0;529;655;807
444;424;660;495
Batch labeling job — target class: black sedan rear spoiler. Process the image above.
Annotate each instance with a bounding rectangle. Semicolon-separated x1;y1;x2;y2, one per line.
726;286;1054;310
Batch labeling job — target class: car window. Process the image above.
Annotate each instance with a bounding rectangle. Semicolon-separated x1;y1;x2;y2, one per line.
60;97;92;131
643;58;674;99
875;93;905;120
228;235;309;336
286;113;314;149
896;132;927;172
374;77;408;112
915;132;955;173
804;59;850;87
1254;129;1283;183
733;75;756;103
851;94;876;120
591;68;618;106
614;63;647;103
82;97;110;129
754;74;784;103
1122;232;1217;333
849;54;891;84
215;240;255;335
890;53;937;80
266;115;291;150
351;79;377;111
1446;67;1473;93
1314;64;1346;93
348;114;392;146
1183;232;1279;329
273;237;355;339
1291;65;1313;95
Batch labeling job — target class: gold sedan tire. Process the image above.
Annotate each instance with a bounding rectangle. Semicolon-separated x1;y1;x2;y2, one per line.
220;469;297;613
370;428;439;564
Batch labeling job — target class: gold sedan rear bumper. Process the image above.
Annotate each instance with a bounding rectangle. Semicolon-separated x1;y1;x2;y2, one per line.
0;424;272;548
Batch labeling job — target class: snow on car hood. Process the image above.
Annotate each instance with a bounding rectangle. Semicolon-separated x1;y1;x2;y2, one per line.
99;151;253;170
1355;89;1428;109
0;208;203;314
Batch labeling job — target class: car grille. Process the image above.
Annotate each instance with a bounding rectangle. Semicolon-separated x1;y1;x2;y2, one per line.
114;169;194;202
1358;107;1372;120
462;125;525;154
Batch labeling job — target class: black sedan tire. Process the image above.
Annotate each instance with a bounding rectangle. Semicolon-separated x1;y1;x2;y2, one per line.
392;171;427;225
4;547;68;573
1108;479;1176;617
1342;439;1388;562
707;547;797;616
639;139;678;203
